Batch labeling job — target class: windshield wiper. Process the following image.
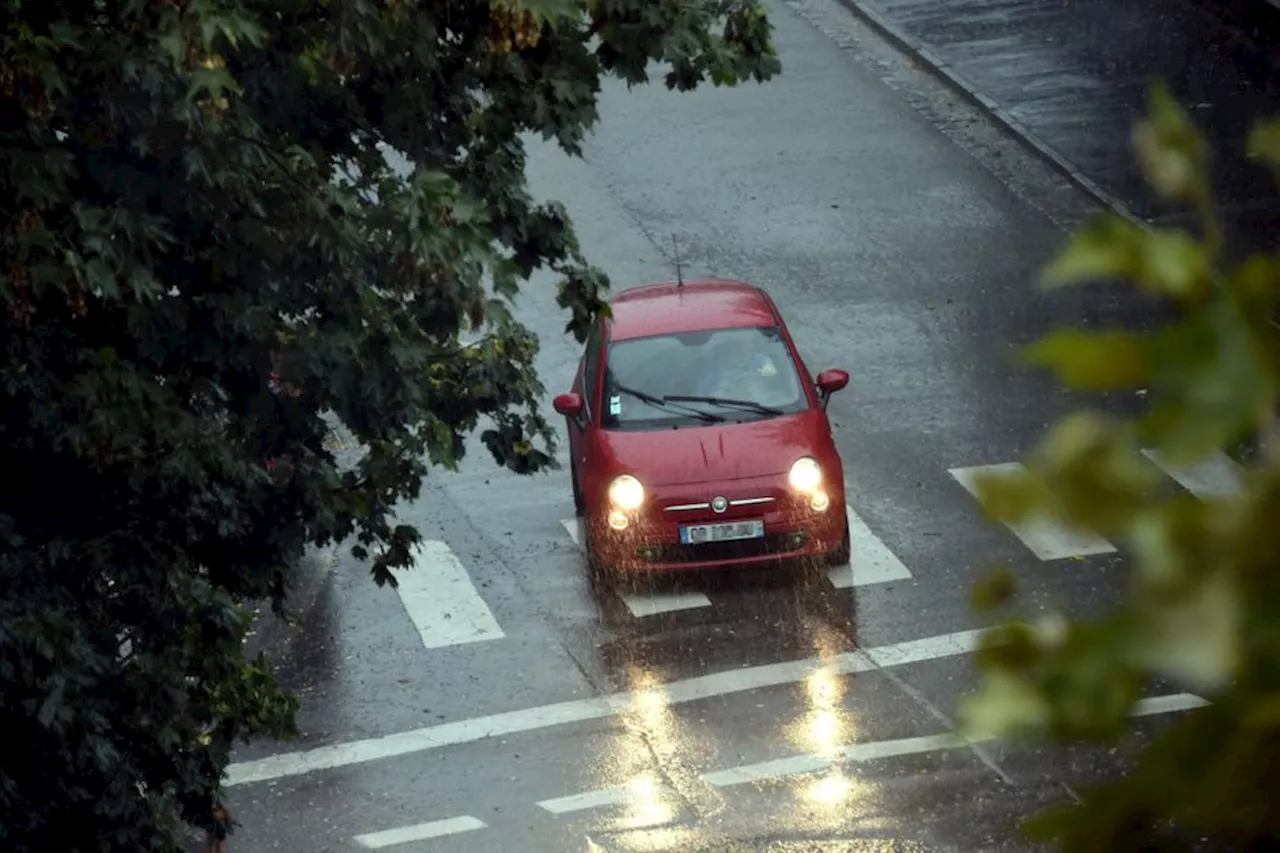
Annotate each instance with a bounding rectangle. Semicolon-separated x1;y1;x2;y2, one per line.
663;394;785;416
612;382;725;423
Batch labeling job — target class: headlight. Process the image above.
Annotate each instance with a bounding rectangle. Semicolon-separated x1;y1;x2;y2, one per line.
607;474;645;510
788;457;822;493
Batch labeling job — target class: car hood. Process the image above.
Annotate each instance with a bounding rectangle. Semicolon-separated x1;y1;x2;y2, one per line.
596;414;821;487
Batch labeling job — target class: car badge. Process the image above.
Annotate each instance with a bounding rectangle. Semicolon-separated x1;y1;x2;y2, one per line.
711;496;728;513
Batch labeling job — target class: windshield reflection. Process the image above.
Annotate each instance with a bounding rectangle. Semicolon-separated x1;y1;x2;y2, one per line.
603;326;809;428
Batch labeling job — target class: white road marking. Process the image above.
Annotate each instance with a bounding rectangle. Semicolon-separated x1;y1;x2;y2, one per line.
560;517;582;547
860;629;984;668
1132;692;1209;716
702;752;836;787
949;463;1118;560
224;627;987;787
353;693;1210;843
620;591;714;617
226;623;1208;789
827;504;913;589
353;815;486;848
558;517;715;617
536;780;675;815
1142;448;1244;500
394;540;504;650
701;692;1207;789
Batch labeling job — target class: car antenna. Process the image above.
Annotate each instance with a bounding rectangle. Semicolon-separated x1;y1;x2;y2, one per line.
672;234;684;290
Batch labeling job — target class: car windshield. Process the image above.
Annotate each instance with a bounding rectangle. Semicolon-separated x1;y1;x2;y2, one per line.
601;325;810;430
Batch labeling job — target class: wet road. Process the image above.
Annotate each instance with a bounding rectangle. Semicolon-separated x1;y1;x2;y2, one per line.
224;1;1221;849
840;0;1280;254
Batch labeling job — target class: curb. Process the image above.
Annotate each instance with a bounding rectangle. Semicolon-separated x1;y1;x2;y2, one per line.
241;542;340;662
830;0;1153;232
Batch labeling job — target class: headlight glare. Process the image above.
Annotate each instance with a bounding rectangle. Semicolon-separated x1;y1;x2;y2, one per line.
789;457;822;493
608;474;645;510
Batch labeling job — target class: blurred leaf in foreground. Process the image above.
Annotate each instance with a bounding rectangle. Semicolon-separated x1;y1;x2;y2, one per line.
958;81;1280;848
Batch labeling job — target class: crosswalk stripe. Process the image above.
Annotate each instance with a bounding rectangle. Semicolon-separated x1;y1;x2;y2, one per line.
394;540;504;650
536;777;675;815
1142;448;1244;500
827;504;913;589
620;591;714;617
948;462;1118;561
354;815;486;848
560;517;583;547
558;518;714;616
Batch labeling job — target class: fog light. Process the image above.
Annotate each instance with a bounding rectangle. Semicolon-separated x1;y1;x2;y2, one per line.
607;509;630;531
810;490;830;512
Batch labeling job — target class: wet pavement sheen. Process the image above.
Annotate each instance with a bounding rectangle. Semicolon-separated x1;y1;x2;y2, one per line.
222;0;1223;849
849;0;1280;251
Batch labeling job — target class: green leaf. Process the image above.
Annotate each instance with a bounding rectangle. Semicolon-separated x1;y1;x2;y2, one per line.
1131;80;1210;204
1039;213;1145;288
1246;118;1280;182
963;93;1280;849
1039;214;1211;299
1023;329;1152;390
957;668;1052;742
1130;568;1242;693
970;564;1017;611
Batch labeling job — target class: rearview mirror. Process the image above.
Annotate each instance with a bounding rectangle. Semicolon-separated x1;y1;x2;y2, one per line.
553;392;584;418
815;369;849;407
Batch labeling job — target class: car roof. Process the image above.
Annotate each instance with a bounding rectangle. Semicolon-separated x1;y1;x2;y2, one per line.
606;279;779;342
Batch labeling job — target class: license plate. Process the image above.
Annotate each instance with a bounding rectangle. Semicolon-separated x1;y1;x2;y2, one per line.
679;520;765;545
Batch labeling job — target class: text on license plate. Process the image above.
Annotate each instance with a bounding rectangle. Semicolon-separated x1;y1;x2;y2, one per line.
679;520;765;545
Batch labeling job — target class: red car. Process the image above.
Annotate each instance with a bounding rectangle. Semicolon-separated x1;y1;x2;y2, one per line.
552;278;851;580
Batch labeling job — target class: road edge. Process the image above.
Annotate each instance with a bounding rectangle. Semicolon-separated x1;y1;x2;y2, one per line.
241;541;340;663
829;0;1151;231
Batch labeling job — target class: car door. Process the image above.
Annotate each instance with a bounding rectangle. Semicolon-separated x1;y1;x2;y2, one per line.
567;320;604;478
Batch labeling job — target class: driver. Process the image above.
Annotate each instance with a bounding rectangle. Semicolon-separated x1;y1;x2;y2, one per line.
698;349;787;403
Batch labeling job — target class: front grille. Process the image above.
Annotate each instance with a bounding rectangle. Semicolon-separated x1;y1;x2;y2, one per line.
635;530;811;564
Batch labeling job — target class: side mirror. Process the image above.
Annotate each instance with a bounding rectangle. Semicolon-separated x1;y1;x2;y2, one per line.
815;369;849;408
553;392;584;418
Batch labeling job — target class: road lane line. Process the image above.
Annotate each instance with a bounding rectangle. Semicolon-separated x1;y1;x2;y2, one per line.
1141;448;1244;500
536;779;675;815
827;503;913;589
353;815;486;847
395;540;504;650
702;752;835;787
224;627;1175;787
860;629;985;668
224;629;975;786
701;693;1207;789
559;517;715;617
949;463;1118;560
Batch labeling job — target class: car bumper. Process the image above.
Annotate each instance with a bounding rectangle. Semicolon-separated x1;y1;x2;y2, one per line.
588;485;846;573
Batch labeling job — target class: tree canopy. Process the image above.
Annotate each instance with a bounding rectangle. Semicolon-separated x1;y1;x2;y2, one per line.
960;84;1280;849
0;1;779;849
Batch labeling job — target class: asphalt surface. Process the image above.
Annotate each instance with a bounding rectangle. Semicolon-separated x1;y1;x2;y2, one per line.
222;1;1225;850
839;0;1280;254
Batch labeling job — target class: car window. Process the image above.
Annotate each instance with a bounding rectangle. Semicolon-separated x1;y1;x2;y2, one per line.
601;325;810;430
